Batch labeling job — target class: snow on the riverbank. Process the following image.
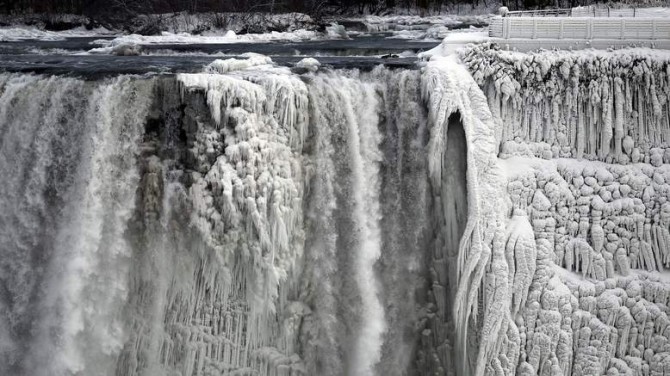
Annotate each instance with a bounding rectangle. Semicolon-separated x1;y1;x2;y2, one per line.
134;11;315;34
0;26;115;41
91;29;319;47
352;14;491;31
418;28;489;58
385;24;452;40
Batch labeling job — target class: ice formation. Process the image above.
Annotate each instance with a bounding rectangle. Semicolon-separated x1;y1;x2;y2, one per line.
295;58;320;72
423;55;508;376
459;44;670;376
461;44;670;163
3;42;670;376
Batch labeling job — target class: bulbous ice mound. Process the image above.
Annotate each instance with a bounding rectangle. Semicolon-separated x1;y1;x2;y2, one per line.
325;22;349;39
111;42;142;56
295;57;320;72
203;52;275;74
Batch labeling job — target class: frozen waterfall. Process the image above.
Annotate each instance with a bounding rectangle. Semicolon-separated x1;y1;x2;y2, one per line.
0;63;448;376
2;47;670;376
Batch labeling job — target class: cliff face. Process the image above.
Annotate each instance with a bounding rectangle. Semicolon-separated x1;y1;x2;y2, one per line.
462;45;670;376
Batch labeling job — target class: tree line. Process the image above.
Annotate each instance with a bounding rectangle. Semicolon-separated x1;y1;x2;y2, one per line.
4;0;663;19
0;0;498;18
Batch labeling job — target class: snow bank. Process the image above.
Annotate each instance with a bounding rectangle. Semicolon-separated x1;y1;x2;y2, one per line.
92;29;318;47
0;26;115;41
203;53;274;74
130;11;315;35
353;14;491;32
384;24;454;40
418;28;489;57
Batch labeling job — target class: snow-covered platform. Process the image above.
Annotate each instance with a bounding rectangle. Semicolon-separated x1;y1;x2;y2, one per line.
490;16;670;40
488;7;670;51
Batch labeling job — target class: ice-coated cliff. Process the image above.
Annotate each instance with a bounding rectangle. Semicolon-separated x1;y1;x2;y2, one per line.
2;45;670;376
460;44;670;376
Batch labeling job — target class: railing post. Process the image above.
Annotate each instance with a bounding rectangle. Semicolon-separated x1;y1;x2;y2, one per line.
559;19;564;39
621;19;625;40
533;18;537;39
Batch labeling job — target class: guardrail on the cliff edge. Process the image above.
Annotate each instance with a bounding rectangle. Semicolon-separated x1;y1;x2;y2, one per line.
489;8;670;40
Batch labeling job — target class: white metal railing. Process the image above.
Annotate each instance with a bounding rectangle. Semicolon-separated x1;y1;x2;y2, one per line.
505;8;572;17
489;16;670;40
505;6;638;18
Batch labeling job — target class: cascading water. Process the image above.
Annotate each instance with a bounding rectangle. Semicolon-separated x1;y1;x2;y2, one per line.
303;71;388;376
0;60;461;376
0;74;153;376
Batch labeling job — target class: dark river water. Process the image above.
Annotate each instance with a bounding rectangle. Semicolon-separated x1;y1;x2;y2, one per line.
0;33;441;75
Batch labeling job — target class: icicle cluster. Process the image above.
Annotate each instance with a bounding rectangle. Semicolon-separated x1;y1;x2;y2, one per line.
149;59;309;375
449;45;670;376
499;151;670;375
461;44;670;163
504;159;670;278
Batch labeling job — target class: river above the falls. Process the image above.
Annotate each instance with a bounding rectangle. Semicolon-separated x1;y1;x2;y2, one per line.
0;32;448;75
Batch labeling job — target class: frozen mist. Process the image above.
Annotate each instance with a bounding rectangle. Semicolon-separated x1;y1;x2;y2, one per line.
1;45;670;376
